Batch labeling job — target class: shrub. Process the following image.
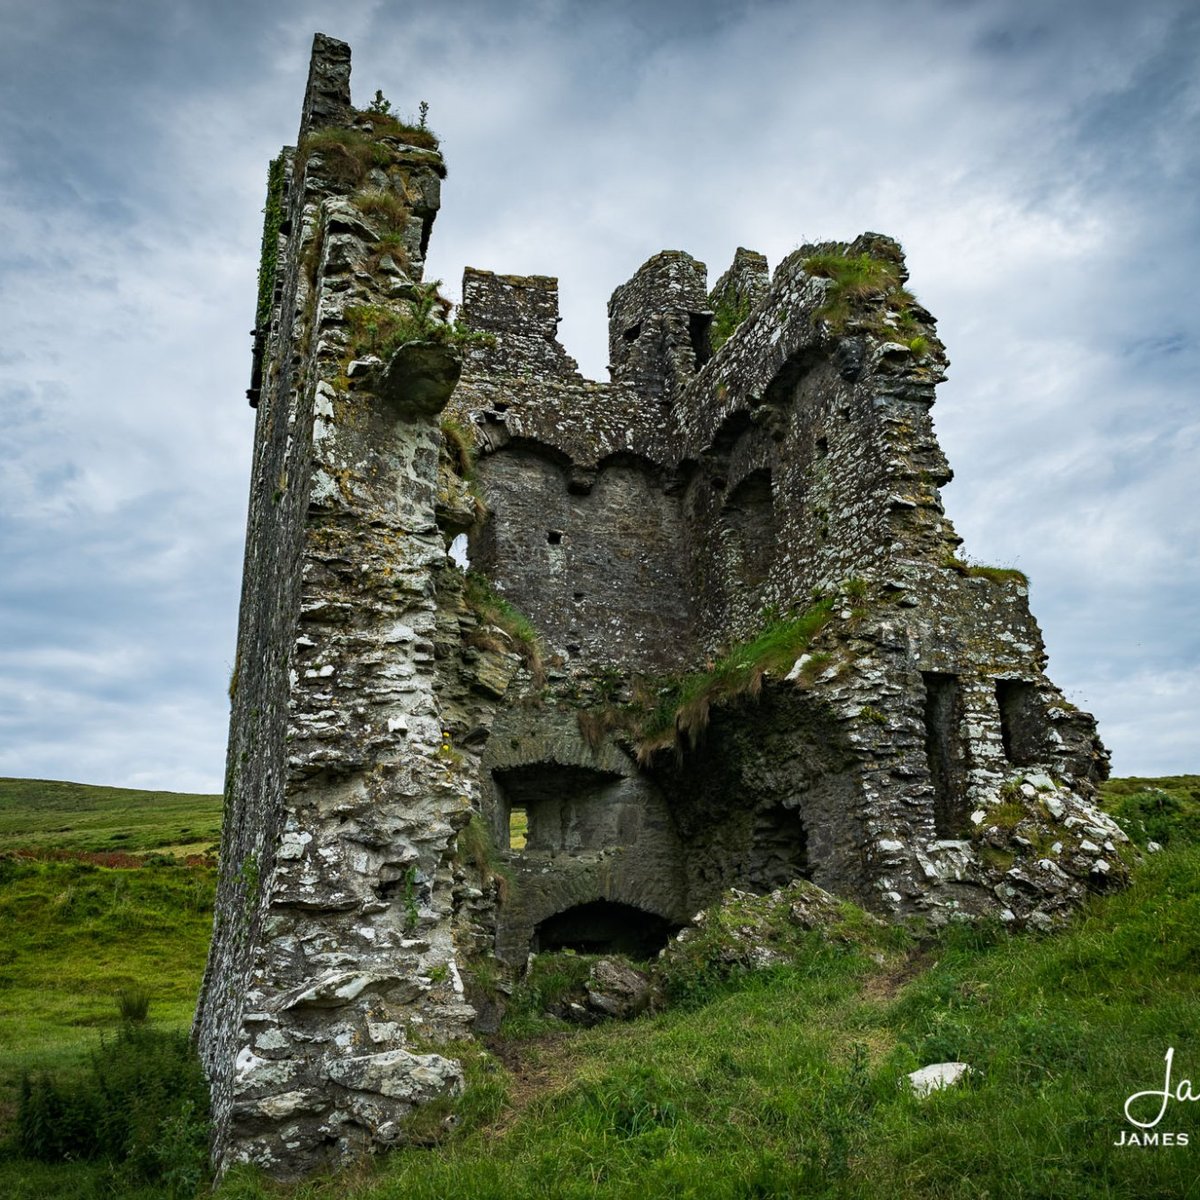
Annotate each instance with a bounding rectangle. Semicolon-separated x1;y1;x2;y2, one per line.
116;985;151;1023
17;1024;210;1194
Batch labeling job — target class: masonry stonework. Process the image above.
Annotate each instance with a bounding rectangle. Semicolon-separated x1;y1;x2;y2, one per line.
197;34;1133;1178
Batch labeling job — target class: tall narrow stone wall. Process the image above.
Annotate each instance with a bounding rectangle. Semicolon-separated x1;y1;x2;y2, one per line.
196;34;510;1177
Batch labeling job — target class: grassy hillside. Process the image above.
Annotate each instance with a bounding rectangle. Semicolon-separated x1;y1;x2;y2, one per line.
0;777;222;857
0;775;1198;1198
0;776;218;1194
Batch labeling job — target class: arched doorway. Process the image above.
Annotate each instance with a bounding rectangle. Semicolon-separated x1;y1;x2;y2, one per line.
534;900;678;959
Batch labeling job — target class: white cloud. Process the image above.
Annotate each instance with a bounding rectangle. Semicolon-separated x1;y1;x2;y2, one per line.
2;0;1197;787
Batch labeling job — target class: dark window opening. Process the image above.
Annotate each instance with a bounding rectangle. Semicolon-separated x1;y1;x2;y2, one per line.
689;312;713;368
996;679;1042;766
547;530;563;545
724;469;776;587
534;900;677;959
623;323;642;343
923;672;969;836
573;591;585;601
745;805;811;893
816;435;829;458
494;762;623;852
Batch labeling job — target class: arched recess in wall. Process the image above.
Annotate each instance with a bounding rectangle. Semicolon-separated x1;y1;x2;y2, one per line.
534;899;679;959
722;468;777;591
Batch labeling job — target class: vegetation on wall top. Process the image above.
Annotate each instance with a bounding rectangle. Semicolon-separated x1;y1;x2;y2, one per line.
255;155;286;332
463;572;545;685
804;248;932;356
344;287;492;363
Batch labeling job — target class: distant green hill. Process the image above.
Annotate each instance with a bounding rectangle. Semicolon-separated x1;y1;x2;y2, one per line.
0;777;222;857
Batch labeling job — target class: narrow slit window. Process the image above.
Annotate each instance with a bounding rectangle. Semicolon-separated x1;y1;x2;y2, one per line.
923;671;969;836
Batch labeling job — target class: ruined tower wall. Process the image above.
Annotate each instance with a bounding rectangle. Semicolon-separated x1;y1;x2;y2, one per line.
451;270;696;673
204;34;1134;1182
197;35;511;1177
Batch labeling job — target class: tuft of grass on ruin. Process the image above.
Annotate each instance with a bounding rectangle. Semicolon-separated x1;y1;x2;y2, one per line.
804;250;904;329
345;291;493;363
440;416;478;480
633;597;836;759
463;573;545;685
354;106;440;152
804;249;935;358
709;292;751;353
941;552;1029;586
351;187;410;233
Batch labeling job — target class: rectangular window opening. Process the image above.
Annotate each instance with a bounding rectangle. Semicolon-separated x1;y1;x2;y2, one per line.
996;679;1040;766
923;671;969;837
508;804;528;851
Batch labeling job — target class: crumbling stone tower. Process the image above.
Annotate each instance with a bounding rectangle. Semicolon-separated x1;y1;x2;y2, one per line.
197;33;1132;1178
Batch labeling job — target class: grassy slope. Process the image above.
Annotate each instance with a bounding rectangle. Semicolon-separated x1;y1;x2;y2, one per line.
0;776;222;856
2;776;1199;1199
207;844;1200;1200
0;778;217;1159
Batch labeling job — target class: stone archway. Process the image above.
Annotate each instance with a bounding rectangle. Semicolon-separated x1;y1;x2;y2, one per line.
534;899;678;959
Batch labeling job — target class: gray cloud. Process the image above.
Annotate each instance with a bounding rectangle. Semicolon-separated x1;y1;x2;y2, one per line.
1;0;1195;788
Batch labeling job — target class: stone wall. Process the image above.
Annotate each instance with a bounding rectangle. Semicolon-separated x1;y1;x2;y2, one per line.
197;34;522;1177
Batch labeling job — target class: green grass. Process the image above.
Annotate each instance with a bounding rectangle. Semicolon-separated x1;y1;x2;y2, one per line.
200;833;1200;1198
4;776;1200;1198
709;292;750;353
0;777;221;857
631;598;836;758
941;553;1030;586
463;573;545;683
0;857;215;1114
1100;774;1200;848
802;248;937;359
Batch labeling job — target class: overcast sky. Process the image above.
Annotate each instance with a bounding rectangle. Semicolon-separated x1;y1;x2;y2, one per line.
0;0;1196;792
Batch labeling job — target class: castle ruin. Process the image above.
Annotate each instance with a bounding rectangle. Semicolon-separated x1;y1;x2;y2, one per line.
195;34;1132;1178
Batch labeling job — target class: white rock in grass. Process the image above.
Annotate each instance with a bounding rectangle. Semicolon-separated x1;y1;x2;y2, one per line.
908;1062;973;1098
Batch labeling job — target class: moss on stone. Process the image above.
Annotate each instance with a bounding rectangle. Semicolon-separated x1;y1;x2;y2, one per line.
255;155;286;331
